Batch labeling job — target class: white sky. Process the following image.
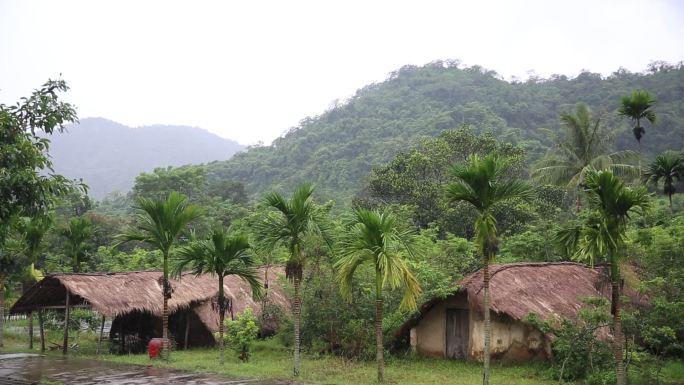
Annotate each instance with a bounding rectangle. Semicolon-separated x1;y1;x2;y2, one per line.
1;0;683;145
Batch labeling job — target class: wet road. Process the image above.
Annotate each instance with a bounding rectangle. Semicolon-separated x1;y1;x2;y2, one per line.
0;354;294;385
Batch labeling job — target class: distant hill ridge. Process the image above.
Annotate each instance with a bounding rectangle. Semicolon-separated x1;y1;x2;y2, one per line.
49;118;244;198
203;62;684;205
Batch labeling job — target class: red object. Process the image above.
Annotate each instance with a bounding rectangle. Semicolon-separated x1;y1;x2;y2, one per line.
148;338;164;359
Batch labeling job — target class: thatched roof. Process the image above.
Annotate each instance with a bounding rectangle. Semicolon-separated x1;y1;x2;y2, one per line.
396;262;634;338
11;265;289;318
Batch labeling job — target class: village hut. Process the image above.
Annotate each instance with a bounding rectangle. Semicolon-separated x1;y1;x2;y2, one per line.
395;262;635;362
10;266;288;353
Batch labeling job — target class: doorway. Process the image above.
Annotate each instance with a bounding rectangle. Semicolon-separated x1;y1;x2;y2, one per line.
446;308;469;359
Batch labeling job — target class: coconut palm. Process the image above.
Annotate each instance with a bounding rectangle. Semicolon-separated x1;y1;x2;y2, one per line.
558;170;649;385
116;191;202;360
445;154;534;385
533;103;636;212
59;217;93;273
175;228;263;365
335;208;420;383
618;90;656;144
255;182;330;377
643;151;684;211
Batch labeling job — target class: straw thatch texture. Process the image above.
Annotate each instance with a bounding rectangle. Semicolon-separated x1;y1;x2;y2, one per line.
11;266;288;318
460;262;612;321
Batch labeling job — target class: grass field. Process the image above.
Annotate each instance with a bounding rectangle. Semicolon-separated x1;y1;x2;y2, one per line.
2;322;683;385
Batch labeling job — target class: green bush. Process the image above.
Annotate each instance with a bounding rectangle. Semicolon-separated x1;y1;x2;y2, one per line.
225;308;259;362
527;297;613;382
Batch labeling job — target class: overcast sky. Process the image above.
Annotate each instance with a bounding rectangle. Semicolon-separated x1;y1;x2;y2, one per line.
1;0;683;145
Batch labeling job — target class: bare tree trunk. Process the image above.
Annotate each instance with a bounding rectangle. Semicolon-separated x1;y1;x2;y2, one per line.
63;289;70;355
576;194;581;214
293;276;302;377
483;262;491;385
613;282;626;385
162;293;169;360
375;270;385;383
0;275;4;347
28;311;33;349
218;278;225;365
97;315;105;355
38;309;45;353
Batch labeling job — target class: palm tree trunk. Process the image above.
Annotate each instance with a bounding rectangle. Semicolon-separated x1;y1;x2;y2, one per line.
483;260;491;385
669;193;673;213
613;281;626;385
576;194;582;214
162;251;170;361
218;277;225;365
375;269;385;383
0;275;4;348
63;288;70;355
28;311;33;349
39;309;45;353
293;275;302;377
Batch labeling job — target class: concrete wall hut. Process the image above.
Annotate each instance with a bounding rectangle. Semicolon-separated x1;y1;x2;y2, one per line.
396;262;624;362
10;266;288;354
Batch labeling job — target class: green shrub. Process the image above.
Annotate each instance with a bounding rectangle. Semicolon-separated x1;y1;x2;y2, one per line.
225;308;259;362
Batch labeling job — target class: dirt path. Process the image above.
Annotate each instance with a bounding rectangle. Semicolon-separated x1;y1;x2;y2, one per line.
0;354;296;385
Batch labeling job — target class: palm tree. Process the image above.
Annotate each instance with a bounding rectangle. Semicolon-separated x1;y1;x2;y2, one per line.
59;217;93;273
116;191;202;360
643;151;684;211
335;208;421;383
618;90;657;144
255;182;330;377
533;103;636;212
14;215;51;349
557;170;649;385
445;154;534;385
174;228;263;365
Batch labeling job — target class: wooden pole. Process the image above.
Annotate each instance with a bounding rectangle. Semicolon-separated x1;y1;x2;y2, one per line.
184;312;190;350
62;289;70;355
97;314;105;355
38;308;45;353
28;311;33;350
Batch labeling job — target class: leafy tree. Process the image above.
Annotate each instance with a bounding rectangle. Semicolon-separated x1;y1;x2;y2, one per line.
225;307;260;362
59;217;94;273
643;151;684;210
116;191;202;360
533;103;636;212
0;79;80;347
618;90;657;144
175;228;263;365
335;208;421;383
558;170;649;385
445;154;534;385
255;182;330;376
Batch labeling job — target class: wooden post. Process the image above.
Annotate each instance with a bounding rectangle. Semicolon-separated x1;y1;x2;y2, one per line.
38;309;45;353
184;312;190;350
28;311;33;350
97;314;105;355
62;289;70;355
119;322;124;353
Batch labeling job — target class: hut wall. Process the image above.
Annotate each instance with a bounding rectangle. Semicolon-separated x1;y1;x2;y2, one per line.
412;294;469;357
468;311;550;362
411;293;551;362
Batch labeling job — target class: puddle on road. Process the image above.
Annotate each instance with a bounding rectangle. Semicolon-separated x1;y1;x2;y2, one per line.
0;354;292;385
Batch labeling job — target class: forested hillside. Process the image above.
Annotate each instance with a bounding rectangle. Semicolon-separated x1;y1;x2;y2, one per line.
206;61;684;204
49;118;244;198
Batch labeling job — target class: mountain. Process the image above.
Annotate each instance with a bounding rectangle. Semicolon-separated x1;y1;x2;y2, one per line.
204;61;684;205
48;118;244;198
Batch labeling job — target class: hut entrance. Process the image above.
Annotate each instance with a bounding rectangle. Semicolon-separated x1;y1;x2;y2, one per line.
446;308;469;359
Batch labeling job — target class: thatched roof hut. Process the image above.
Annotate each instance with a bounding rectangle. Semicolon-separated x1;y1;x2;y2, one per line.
11;266;289;352
396;262;641;362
